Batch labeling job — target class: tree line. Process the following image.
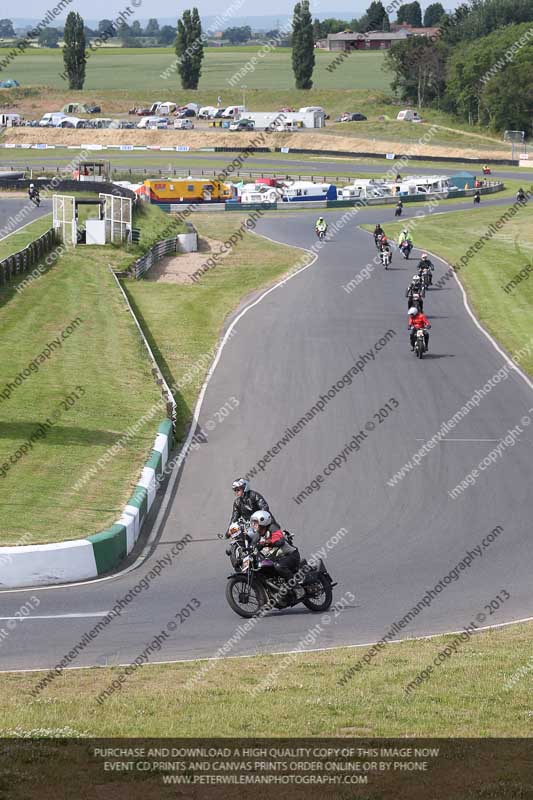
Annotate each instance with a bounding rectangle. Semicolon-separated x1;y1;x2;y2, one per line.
384;0;533;135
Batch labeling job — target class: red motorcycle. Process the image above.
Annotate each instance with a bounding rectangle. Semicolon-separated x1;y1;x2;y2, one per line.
482;166;491;175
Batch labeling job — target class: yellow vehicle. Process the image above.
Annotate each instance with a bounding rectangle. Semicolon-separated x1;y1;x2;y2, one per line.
138;178;233;204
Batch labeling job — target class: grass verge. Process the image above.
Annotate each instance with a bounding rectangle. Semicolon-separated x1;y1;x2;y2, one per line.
370;198;533;375
0;204;174;545
0;212;53;260
3;621;531;737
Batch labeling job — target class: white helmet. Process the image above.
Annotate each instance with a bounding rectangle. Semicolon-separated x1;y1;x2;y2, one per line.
402;228;408;234
29;182;35;189
422;253;428;259
412;274;421;283
408;307;418;316
250;509;271;527
232;477;249;493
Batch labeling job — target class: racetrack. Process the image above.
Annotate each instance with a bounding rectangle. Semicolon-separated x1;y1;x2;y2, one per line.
1;197;532;673
0;196;51;239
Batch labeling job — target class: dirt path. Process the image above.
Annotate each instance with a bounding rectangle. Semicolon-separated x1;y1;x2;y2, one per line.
144;235;228;284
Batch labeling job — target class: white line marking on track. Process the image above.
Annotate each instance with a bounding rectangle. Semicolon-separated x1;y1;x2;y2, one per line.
1;614;532;675
415;438;500;442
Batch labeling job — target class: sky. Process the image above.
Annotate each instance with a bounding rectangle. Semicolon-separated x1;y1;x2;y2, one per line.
12;0;457;26
13;1;453;23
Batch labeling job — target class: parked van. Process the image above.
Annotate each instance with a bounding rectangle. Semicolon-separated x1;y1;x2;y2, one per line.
137;116;160;129
299;106;325;114
396;109;422;122
198;106;218;119
221;105;246;118
39;112;67;127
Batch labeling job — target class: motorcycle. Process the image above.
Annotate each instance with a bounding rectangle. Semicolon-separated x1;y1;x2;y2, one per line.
400;240;412;259
482;166;491;175
375;233;384;250
316;227;327;241
419;266;432;289
381;248;392;269
225;541;336;618
407;291;424;313
395;204;403;217
29;191;40;207
219;517;251;571
413;328;427;359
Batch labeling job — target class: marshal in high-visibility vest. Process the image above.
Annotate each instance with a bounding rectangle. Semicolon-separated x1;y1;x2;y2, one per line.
137;178;233;204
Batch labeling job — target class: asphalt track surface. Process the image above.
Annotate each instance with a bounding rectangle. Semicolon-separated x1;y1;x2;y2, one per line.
0;196;52;236
1;194;532;674
1;152;531;184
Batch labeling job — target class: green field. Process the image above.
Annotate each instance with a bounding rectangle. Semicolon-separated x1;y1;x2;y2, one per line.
2;621;531;740
0;47;390;92
0;204;184;545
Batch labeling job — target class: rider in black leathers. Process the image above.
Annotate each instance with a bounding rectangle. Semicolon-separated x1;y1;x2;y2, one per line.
229;478;278;528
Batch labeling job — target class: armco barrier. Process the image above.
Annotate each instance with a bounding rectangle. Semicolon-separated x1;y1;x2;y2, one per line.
0;227;58;285
273;146;520;167
0;178;136;201
0;419;173;589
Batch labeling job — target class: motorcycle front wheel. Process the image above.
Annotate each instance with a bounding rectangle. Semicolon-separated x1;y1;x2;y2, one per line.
302;575;333;612
225;575;268;618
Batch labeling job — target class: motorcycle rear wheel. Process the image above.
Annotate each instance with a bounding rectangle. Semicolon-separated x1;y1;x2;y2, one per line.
225;575;268;618
302;575;333;612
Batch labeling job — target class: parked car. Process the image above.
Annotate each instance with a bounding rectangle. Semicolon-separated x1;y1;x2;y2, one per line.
85;104;101;113
174;118;194;129
175;107;196;118
136;107;151;116
229;119;255;131
279;107;295;113
118;120;134;129
336;112;367;122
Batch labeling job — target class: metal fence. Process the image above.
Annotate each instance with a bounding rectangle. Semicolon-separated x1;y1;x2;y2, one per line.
132;236;179;279
0;228;58;285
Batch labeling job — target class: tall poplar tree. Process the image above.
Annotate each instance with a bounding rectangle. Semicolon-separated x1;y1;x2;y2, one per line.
63;12;86;90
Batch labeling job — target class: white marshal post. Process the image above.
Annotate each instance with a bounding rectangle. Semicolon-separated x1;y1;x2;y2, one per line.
52;194;76;246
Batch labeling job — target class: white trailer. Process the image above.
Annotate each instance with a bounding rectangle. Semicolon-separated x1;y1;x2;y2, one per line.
244;110;326;130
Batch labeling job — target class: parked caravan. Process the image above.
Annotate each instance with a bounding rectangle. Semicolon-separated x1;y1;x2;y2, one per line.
281;181;337;202
397;175;454;195
138;178;233;204
238;183;282;203
396;109;422;122
338;179;393;200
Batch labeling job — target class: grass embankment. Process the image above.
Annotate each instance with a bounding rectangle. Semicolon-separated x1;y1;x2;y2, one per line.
2;621;531;737
0;213;53;259
0;203;179;545
374;199;533;375
125;214;306;442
